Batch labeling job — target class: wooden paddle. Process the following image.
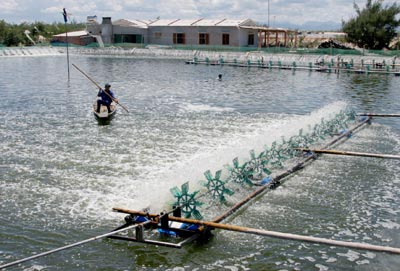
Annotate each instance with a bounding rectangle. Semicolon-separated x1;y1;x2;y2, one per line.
72;63;129;113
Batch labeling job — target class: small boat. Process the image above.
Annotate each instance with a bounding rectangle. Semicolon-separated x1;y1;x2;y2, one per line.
93;100;117;124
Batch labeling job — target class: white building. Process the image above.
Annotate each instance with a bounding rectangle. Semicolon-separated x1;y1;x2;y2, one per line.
86;17;294;48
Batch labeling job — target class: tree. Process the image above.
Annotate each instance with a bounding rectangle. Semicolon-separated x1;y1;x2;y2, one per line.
0;20;86;46
3;31;26;46
342;0;400;50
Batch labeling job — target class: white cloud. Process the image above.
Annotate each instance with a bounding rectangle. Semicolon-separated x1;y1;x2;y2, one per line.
41;6;63;14
2;0;19;13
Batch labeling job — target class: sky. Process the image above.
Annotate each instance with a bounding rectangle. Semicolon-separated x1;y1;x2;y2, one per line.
1;0;398;30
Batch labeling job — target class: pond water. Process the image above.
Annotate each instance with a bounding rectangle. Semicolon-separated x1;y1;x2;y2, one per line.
0;53;399;270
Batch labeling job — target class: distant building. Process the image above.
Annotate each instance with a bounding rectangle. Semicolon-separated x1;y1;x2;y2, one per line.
51;30;95;46
86;17;297;48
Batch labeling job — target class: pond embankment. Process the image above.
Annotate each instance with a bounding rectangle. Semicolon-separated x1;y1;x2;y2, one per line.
1;46;398;74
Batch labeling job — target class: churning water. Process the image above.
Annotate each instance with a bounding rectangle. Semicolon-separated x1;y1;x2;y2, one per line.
0;51;399;270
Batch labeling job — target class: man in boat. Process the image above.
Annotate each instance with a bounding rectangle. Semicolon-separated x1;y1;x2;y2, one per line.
96;83;117;113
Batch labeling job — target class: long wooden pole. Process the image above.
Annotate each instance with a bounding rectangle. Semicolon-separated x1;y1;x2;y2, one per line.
112;208;400;255
64;24;70;82
72;63;129;113
211;117;371;224
170;217;400;255
63;8;70;82
0;220;151;270
297;148;400;160
358;113;400;117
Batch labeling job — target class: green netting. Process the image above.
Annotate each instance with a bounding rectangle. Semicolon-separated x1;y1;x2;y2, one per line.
156;44;383;56
112;43;145;49
1;40;398;56
84;42;100;48
368;50;400;57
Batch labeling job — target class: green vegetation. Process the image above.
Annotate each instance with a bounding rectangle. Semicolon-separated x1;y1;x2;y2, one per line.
0;20;85;47
342;0;400;50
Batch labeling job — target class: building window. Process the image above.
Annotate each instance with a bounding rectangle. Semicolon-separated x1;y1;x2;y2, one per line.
222;34;229;45
248;34;255;45
199;33;209;45
114;34;142;43
173;33;185;44
154;32;162;39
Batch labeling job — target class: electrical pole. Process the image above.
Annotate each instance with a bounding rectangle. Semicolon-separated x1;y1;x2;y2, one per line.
268;0;270;27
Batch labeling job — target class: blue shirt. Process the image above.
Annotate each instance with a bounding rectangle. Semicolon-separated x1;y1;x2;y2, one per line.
98;89;115;105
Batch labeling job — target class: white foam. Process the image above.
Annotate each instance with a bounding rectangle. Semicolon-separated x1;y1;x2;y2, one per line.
337;250;361;262
0;101;352;224
179;102;234;112
118;101;350;212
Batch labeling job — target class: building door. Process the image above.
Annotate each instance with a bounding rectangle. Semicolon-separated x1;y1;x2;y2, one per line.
222;34;230;45
248;34;255;46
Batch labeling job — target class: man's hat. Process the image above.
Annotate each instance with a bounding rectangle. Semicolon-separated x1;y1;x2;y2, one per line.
105;83;111;88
